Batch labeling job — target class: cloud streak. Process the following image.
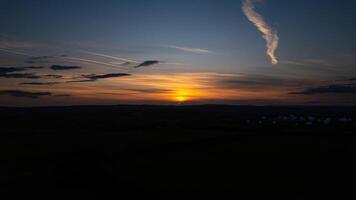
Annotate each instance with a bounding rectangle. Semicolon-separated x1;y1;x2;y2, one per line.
63;56;122;69
67;73;131;83
79;50;139;63
291;84;356;95
242;0;279;65
0;73;41;79
135;60;160;68
167;45;212;54
20;82;61;85
50;65;81;70
0;90;52;98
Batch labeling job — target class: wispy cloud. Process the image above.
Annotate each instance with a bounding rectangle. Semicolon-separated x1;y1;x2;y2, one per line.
291;84;356;95
0;67;28;74
290;78;356;95
20;82;61;85
135;60;160;68
79;50;139;63
242;0;279;65
82;73;131;80
0;66;45;79
167;45;212;54
28;56;54;60
63;56;122;69
0;90;52;98
0;48;32;57
281;59;338;67
0;66;44;74
0;73;41;79
67;73;131;83
50;65;81;71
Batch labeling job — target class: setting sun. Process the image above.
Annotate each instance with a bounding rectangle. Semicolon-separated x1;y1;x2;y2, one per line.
175;95;188;103
173;90;191;103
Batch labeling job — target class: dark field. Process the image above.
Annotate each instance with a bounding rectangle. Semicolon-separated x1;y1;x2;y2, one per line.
1;105;356;198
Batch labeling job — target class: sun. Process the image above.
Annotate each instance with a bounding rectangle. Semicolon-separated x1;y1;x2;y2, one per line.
175;95;188;103
173;90;191;103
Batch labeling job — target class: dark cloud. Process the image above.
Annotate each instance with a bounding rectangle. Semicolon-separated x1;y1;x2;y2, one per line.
0;67;26;74
0;90;52;98
344;78;356;82
20;82;61;85
135;60;160;68
25;56;53;64
291;84;356;95
0;66;44;75
83;73;131;80
0;66;48;79
0;73;41;79
50;65;81;70
67;73;131;83
66;79;94;83
25;66;45;69
126;88;172;94
217;75;313;91
54;94;72;97
43;74;63;79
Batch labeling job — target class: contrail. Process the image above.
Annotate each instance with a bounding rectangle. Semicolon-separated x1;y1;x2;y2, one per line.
63;57;125;69
167;45;212;54
242;0;279;65
0;48;32;57
79;50;140;63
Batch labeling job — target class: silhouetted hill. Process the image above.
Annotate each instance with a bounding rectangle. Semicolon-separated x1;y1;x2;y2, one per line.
1;105;356;198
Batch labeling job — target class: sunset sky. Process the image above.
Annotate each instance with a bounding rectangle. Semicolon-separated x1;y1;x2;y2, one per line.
1;0;356;106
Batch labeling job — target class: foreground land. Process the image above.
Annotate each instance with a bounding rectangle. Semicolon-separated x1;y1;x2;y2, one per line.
1;105;356;198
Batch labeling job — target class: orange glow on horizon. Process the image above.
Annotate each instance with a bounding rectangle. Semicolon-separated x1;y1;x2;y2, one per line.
10;72;303;105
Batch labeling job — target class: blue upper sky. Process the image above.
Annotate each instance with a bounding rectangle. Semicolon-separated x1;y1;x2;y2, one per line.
1;0;356;106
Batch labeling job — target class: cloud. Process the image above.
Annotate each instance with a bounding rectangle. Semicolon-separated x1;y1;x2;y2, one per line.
0;66;46;79
43;74;63;79
54;94;72;97
0;67;27;74
135;60;160;68
0;90;52;98
79;50;139;63
126;88;173;94
24;61;36;64
291;84;356;95
82;73;131;80
63;57;121;69
167;45;212;54
50;65;81;70
67;73;131;83
217;74;313;90
343;78;356;82
0;66;44;74
242;0;279;65
0;73;41;79
28;56;53;60
20;82;61;85
25;66;45;69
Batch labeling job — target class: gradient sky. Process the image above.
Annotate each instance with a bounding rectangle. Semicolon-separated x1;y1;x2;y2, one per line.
1;0;356;106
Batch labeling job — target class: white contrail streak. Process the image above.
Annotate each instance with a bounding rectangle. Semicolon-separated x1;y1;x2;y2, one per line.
242;0;279;65
0;48;32;57
79;50;139;63
63;57;125;69
167;45;212;54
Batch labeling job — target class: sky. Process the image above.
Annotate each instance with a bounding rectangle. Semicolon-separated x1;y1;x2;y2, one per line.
1;0;356;106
